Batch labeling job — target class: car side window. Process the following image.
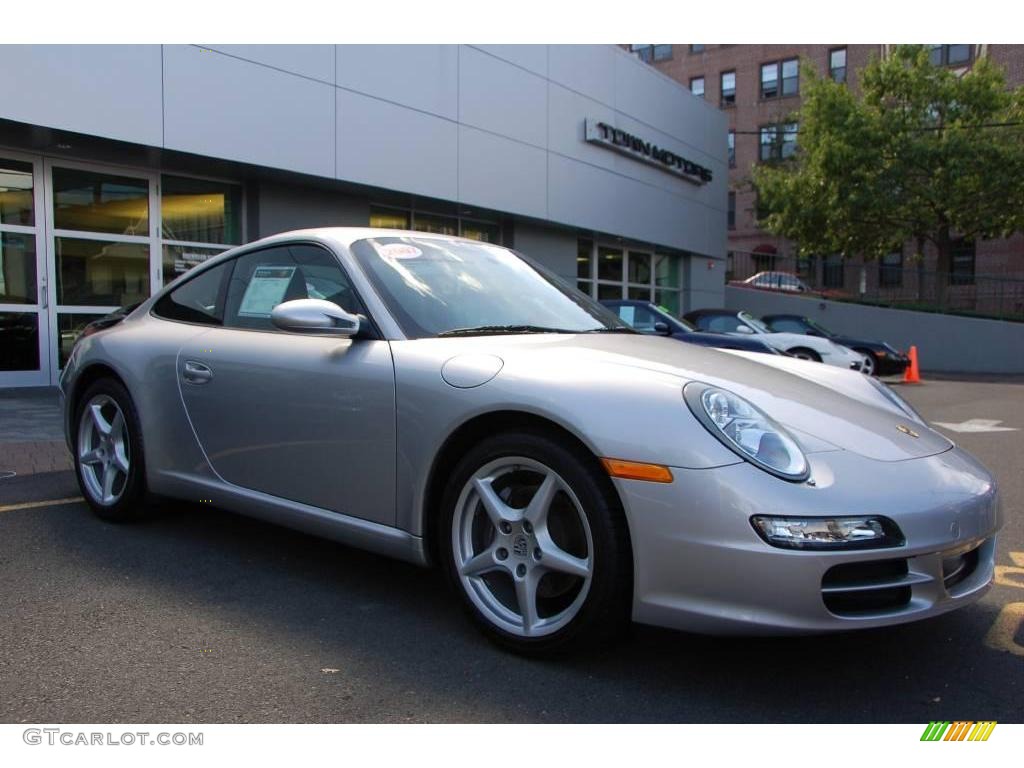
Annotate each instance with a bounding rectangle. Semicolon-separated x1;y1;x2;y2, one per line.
617;305;659;332
706;315;742;333
769;318;805;333
152;260;232;326
222;244;365;332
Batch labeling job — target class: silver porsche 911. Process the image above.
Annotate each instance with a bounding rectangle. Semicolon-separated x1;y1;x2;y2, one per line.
60;228;1001;654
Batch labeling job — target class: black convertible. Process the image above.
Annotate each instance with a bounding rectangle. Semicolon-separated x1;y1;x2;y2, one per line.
761;314;909;377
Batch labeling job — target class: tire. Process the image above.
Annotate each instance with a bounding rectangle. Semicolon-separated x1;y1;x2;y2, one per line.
788;347;821;363
439;430;632;655
853;349;876;377
73;378;150;522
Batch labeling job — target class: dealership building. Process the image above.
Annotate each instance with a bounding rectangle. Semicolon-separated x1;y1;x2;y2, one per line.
0;44;727;388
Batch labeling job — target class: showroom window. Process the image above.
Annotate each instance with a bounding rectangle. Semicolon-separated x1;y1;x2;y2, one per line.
160;174;243;285
576;240;684;315
369;205;501;244
720;71;736;107
690;76;705;98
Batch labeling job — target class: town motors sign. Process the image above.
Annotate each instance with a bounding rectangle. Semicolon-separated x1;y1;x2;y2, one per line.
584;119;713;185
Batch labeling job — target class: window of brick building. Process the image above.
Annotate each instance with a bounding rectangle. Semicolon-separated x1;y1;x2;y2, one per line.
720;71;736;107
690;45;705;54
759;123;798;162
727;130;736;168
761;58;798;99
829;48;847;83
690;76;705;97
929;45;971;67
823;254;844;289
950;239;976;285
879;250;903;287
728;192;736;230
631;45;672;63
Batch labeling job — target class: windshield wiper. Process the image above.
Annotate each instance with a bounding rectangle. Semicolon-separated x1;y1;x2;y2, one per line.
437;324;577;337
581;327;637;334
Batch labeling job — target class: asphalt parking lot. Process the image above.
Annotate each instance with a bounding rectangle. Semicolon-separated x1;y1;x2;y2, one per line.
0;378;1021;723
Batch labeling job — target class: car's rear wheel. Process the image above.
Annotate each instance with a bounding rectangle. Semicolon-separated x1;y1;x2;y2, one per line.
440;430;632;655
788;347;821;362
74;378;149;522
854;349;876;376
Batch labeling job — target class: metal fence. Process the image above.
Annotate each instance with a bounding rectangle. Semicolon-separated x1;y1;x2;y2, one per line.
725;251;1024;322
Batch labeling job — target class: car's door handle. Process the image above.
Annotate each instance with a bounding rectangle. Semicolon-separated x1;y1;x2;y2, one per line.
182;360;213;384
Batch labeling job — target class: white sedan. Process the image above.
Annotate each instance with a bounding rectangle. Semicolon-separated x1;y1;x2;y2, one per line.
684;309;869;371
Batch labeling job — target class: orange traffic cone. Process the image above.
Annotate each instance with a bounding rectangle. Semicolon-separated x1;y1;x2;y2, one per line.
903;345;921;384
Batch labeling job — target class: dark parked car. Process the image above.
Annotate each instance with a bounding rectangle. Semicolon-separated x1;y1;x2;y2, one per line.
601;300;779;355
761;314;909;377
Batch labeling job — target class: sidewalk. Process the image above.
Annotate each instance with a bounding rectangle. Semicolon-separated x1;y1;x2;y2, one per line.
0;388;72;476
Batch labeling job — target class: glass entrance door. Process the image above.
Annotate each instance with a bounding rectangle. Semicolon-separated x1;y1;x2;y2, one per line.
43;159;159;375
0;153;50;387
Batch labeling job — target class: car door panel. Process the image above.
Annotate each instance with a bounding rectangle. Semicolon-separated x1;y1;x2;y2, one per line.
177;330;396;526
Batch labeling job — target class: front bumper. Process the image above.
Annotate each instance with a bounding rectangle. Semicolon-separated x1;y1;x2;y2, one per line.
617;446;1000;635
876;353;911;377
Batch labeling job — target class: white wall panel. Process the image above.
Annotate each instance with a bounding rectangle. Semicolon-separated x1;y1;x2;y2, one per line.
458;126;547;220
202;44;334;83
336;89;458;201
163;45;335;178
0;45;163;146
458;46;547;149
336;45;458;120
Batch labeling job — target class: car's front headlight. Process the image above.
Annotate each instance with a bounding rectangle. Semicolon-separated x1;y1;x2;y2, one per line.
683;382;809;482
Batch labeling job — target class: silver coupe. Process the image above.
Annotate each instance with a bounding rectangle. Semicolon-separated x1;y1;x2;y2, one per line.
61;228;1001;654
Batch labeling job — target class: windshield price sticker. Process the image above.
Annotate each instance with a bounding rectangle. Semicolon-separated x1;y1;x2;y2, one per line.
238;266;296;318
376;243;423;260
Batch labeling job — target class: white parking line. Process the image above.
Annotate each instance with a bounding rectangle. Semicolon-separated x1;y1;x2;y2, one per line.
0;496;83;513
932;419;1019;433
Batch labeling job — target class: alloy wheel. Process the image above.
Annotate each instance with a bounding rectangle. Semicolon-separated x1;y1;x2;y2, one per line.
452;456;594;638
77;394;131;506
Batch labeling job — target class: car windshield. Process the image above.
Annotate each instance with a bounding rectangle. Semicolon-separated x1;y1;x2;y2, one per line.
351;236;625;338
738;311;771;334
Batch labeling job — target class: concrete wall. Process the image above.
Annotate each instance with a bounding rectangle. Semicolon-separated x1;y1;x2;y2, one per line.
725;286;1024;374
0;44;728;259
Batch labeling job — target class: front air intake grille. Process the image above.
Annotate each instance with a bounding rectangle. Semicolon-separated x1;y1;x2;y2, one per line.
942;545;980;592
822;558;915;616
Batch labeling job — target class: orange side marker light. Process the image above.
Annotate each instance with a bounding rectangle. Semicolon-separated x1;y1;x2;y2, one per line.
601;458;674;483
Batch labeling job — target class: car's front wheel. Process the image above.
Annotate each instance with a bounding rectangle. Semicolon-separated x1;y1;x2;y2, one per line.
440;430;632;655
74;378;149;522
854;349;876;376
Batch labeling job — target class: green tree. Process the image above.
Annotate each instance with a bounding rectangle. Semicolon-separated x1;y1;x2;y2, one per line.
753;45;1024;275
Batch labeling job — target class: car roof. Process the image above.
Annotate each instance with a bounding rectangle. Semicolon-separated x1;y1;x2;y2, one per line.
251;227;497;251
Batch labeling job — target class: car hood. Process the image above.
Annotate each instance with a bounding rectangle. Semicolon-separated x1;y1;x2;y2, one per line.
424;333;951;463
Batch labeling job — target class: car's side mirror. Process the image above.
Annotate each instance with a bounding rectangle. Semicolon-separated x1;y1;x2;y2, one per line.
734;325;754;335
654;321;671;336
271;299;360;337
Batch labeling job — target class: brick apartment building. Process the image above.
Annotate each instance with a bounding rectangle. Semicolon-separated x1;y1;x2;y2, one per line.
629;44;1024;319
